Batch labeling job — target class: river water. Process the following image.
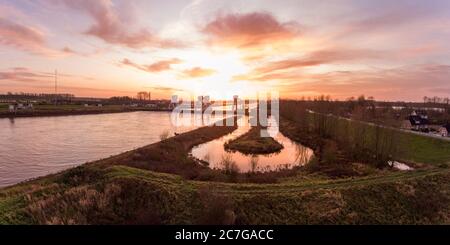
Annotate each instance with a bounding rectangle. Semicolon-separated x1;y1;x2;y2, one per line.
0;111;198;187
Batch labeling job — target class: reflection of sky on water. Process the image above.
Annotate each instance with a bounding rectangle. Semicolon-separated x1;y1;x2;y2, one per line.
191;117;314;173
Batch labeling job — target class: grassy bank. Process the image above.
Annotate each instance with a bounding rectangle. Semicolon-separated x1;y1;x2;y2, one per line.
1;164;449;224
0;104;170;118
306;112;450;166
224;127;284;155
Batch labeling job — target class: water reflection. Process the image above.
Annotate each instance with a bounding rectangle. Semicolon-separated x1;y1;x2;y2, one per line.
191;117;314;173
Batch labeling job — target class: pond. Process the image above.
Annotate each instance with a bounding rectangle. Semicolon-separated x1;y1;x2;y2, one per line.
190;117;314;173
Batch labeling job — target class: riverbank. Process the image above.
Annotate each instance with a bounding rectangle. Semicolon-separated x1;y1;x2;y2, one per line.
1;117;449;224
0;104;171;118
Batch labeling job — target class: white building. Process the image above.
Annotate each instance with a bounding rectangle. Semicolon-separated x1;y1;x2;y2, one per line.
439;124;449;137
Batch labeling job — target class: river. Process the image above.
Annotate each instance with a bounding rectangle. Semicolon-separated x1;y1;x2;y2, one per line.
0;111;198;187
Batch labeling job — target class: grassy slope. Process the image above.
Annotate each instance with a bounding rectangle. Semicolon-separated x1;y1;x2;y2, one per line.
307;113;450;166
397;132;450;165
1;165;449;224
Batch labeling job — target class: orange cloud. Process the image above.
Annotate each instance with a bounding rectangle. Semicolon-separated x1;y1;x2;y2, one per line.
146;59;183;72
180;67;216;79
121;58;182;72
202;12;299;49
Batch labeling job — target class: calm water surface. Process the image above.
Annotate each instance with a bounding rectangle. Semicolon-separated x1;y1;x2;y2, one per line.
191;117;314;172
0;111;200;187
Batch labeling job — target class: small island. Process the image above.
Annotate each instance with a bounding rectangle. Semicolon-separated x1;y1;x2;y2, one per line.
224;126;284;155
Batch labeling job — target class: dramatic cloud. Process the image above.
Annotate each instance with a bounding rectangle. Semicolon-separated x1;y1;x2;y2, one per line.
202;12;299;48
180;67;216;79
121;58;182;73
57;0;183;49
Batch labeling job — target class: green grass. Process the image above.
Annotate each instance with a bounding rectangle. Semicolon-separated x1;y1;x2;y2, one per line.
397;133;450;165
0;103;7;112
305;113;450;166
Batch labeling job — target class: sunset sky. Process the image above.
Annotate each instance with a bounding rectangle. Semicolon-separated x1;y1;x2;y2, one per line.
1;0;449;101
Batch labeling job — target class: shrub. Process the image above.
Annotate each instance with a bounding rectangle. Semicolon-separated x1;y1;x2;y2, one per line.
159;130;170;141
196;188;236;225
220;154;239;175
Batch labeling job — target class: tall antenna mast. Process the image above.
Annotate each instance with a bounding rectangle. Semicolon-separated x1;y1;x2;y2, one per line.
54;69;58;105
55;69;58;94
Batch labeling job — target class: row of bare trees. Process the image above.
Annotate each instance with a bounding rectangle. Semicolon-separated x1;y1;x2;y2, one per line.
423;96;450;105
136;91;151;101
280;100;400;166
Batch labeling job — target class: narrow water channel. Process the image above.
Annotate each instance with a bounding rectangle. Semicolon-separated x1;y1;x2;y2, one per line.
191;117;314;172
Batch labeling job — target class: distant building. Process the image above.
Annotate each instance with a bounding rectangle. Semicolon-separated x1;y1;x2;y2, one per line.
439;124;450;137
8;104;15;112
402;111;429;132
8;102;33;112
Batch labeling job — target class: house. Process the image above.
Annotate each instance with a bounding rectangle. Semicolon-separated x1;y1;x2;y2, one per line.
439;124;450;137
9;102;33;112
404;111;429;132
8;104;15;112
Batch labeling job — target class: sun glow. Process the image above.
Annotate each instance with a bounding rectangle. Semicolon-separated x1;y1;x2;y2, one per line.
177;49;258;99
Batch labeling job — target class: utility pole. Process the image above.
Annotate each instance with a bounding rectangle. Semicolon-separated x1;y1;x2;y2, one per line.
54;69;58;105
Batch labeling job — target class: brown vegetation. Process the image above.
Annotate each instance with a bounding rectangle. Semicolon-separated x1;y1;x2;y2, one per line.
224;126;284;155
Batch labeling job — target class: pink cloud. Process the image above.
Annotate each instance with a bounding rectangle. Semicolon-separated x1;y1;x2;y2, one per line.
0;67;52;83
57;0;183;49
0;18;58;56
202;12;299;48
